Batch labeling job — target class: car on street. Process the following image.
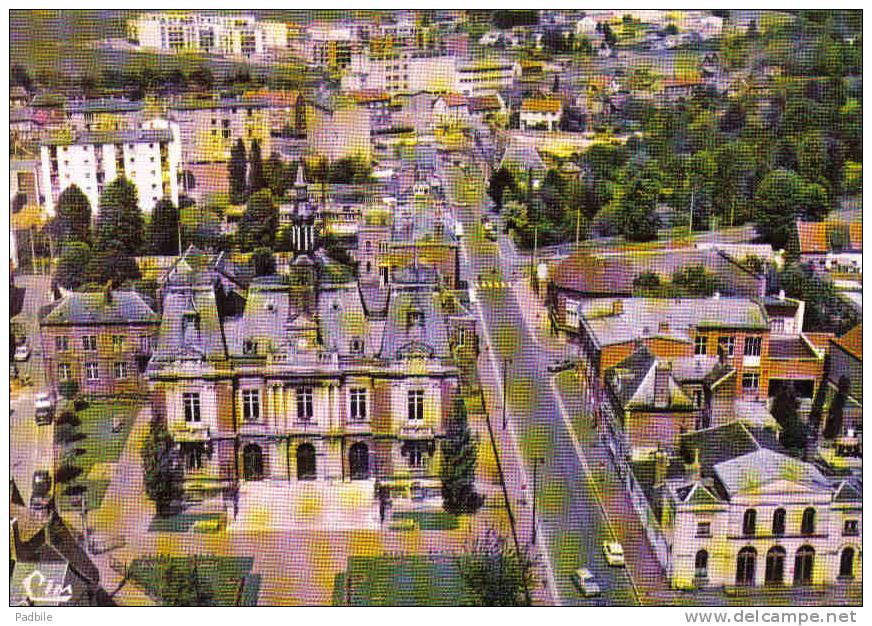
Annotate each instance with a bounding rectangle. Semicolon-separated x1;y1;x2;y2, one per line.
572;568;602;597
547;358;576;373
34;392;55;425
14;343;31;361
29;470;53;514
602;541;626;567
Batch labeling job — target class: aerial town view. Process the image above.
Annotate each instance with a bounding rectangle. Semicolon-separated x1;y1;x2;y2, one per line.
7;8;863;611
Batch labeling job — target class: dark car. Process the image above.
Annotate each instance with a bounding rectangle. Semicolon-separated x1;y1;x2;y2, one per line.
547;358;577;373
29;470;53;513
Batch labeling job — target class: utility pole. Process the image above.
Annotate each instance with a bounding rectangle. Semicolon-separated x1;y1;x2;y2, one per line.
502;357;512;430
688;185;694;237
531;456;543;545
575;203;581;249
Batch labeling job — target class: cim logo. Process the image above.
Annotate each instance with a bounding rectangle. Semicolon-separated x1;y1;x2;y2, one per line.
21;570;73;605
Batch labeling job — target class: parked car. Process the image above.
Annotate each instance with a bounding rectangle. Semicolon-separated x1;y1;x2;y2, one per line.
602;541;626;567
29;470;53;513
14;343;31;362
547;358;576;373
572;568;602;597
34;392;55;425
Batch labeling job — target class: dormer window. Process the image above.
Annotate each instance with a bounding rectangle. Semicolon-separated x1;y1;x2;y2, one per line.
243;340;258;355
407;310;424;328
350;337;364;354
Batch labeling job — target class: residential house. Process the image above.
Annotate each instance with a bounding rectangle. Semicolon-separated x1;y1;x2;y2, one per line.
825;324;862;443
65;99;146;134
520;98;563;131
39;288;161;398
796;220;862;278
432;93;469;126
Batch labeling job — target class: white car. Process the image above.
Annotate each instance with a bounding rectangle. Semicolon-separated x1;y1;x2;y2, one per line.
14;344;31;361
34;393;55;425
572;568;602;597
602;542;625;567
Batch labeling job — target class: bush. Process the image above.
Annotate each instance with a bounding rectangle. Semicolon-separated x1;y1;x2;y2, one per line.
56;463;83;483
56;410;80;427
58;380;79;400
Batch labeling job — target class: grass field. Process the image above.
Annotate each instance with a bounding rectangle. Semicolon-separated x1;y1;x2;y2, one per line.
391;510;459;531
129;556;259;606
56;401;137;511
333;555;475;606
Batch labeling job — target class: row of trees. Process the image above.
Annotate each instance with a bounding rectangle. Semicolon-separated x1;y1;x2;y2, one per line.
53;181;181;289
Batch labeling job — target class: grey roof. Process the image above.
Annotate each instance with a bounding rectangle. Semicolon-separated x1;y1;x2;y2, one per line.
40;290;159;326
65;99;143;114
168;97;269;111
379;286;451;360
580;297;769;348
149;283;228;366
833;480;862;503
679;422;762;473
43;128;172;146
317;284;376;357
713;448;830;497
670;355;721;383
607;346;693;410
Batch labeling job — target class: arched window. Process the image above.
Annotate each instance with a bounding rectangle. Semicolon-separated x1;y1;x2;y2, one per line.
242;444;264;481
743;508;757;536
801;508;816;536
694;550;709;580
839;547;855;579
772;508;786;536
765;546;786;585
349;442;370;480
793;545;815;586
296;443;316;481
736;546;757;586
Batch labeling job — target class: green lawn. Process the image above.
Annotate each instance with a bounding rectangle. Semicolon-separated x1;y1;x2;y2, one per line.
56;401;137;511
333;555;476;606
129;556;259;606
148;513;224;534
392;510;459;531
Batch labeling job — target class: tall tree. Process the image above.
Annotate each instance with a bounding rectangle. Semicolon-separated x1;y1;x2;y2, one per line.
457;526;535;606
251;247;276;276
755;169;828;249
149;198;180;256
823;375;850;439
616;169;660;242
95;177;144;255
55;242;92;290
264;153;289;199
487;167;514;212
141;418;183;517
155;558;213;606
54;185;92;243
440;397;483;515
772;383;805;451
238;189;278;252
248;138;266;194
228;138;248;205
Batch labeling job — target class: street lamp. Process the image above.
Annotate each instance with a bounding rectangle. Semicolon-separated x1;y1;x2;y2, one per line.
531;456;544;545
502;357;513;431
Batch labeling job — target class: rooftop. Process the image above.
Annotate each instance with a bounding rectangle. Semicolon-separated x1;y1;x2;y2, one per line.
831;324;862;361
521;98;562;113
43;128;173;146
40;290;159;326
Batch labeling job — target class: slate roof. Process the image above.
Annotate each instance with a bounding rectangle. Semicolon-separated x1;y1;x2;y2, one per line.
40;290;159;326
580;297;769;348
379;286;451;360
607;346;694;410
714;448;830;497
833;480;862;503
43;128;173;146
65;98;143;114
499;138;546;171
679;421;761;473
317;284;375;357
149;282;228;367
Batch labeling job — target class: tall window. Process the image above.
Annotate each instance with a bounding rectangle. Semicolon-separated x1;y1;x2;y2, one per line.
771;318;785;334
297;387;313;421
801;507;816;536
183;392;201;423
58;363;72;381
242;390;261;421
736;547;757;586
718;336;735;357
113;362;128;379
742;373;760;392
183;443;204;470
695;550;709;579
565;299;579;328
140;335;152;352
85;362;99;381
83;335;97;351
839;548;855;579
112;335;125;353
694;335;707;356
772;508;786;536
408;443;425;468
744;336;762;356
350;388;367;420
55;336;69;351
408;390;424;421
742;508;757;536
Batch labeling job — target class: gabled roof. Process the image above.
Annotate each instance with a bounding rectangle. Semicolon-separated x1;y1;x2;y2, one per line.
831;324;862;361
714;448;830;497
40;290;159;326
499;138;546;171
379;286;451;360
833;480;862;503
607;346;694;411
468;95;504;112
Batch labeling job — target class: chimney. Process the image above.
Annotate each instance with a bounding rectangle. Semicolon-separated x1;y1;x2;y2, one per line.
778;289;785;301
612;300;623;316
654;362;671;409
653;449;669;488
688;447;701;482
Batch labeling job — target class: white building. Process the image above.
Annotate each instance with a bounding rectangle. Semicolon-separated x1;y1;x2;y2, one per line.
128;12;291;59
650;422;862;590
40;120;181;217
520;98;563;131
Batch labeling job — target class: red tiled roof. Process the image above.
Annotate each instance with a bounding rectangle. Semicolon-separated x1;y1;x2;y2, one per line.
469;95;502;112
521;98;562;113
439;93;468;108
796;221;828;254
832;324;862;361
349;89;391;104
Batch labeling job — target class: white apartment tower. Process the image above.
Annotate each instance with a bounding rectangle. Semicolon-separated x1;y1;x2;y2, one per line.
40;120;181;216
